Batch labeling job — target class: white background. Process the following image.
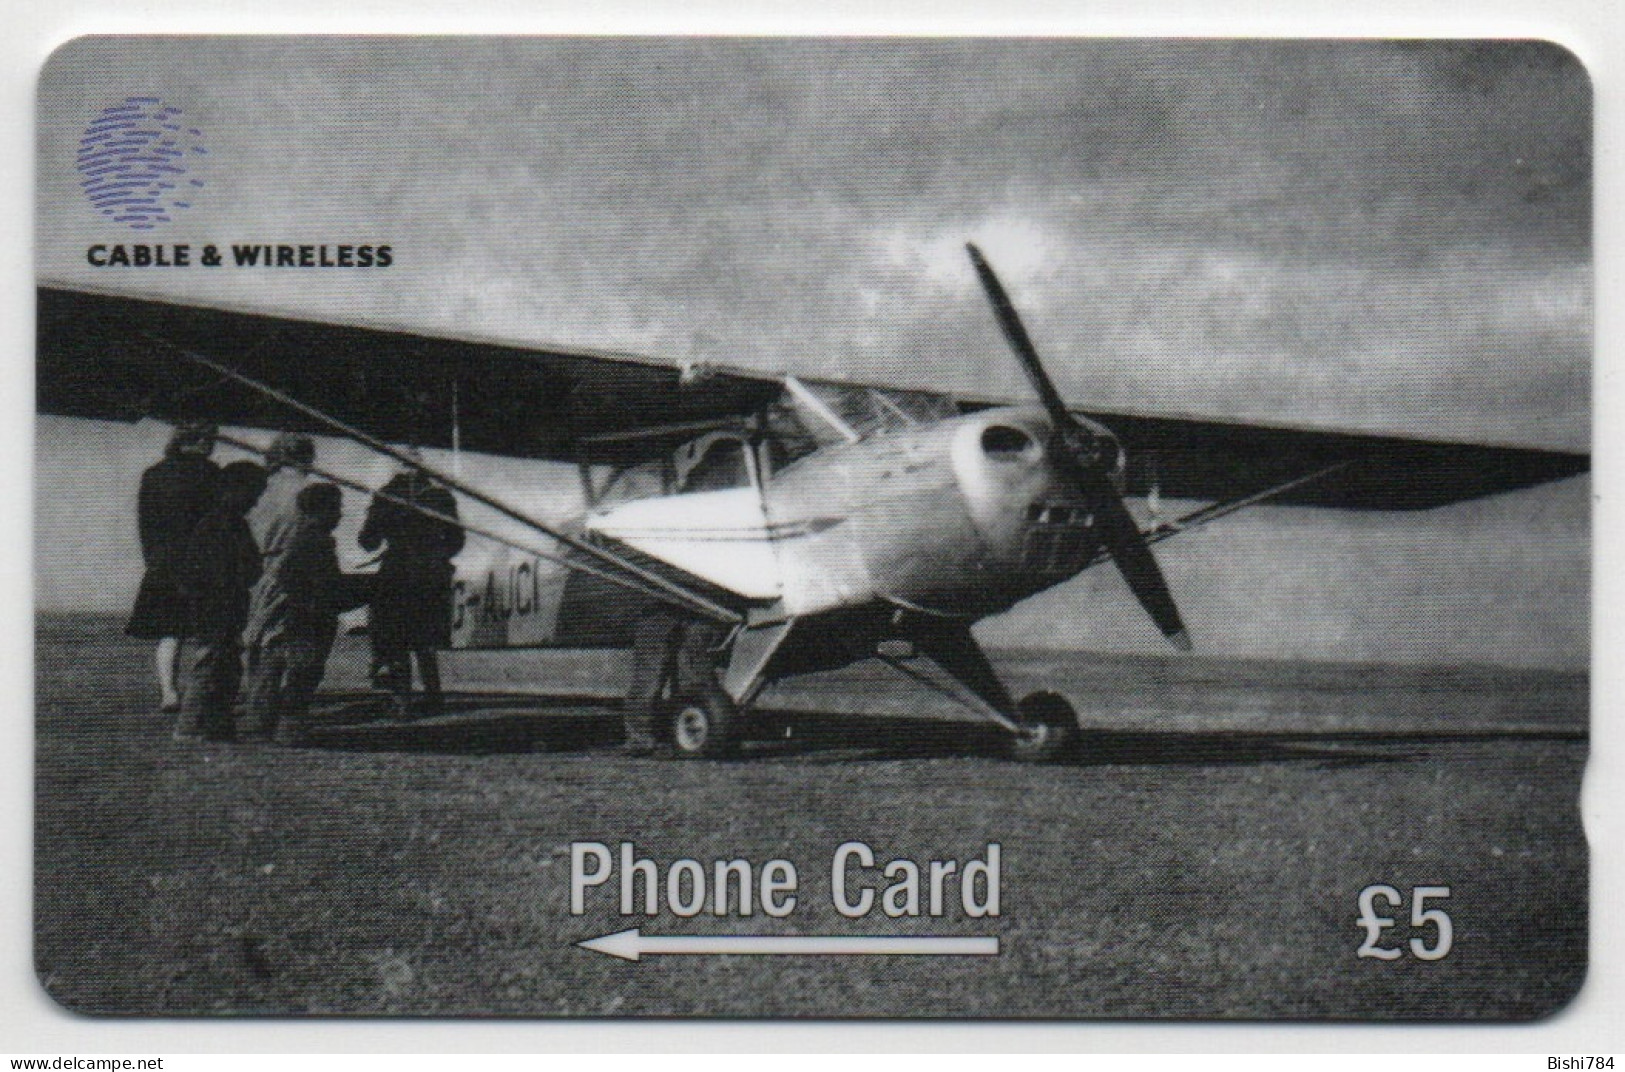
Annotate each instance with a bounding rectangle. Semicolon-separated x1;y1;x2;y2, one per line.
3;0;1619;1056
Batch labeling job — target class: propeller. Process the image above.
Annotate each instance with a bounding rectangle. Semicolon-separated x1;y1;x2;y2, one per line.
966;243;1191;651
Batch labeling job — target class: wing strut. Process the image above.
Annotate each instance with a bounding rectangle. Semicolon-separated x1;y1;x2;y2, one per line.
1145;462;1355;546
147;336;741;625
208;427;729;614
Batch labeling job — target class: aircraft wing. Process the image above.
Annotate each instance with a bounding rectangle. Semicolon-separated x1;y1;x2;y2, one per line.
37;284;782;466
38;284;1587;508
1074;408;1588;511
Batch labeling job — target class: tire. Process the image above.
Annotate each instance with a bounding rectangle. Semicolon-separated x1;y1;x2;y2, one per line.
1007;690;1079;763
670;686;743;759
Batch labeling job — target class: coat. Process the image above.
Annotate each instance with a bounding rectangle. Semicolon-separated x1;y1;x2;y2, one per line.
358;472;465;649
176;507;262;642
244;514;366;651
125;454;221;639
242;469;313;648
247;468;312;560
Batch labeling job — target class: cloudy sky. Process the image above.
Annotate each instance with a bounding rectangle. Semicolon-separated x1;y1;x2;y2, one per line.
34;38;1590;667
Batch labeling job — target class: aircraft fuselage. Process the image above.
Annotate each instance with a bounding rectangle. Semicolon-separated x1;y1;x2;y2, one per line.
451;405;1123;648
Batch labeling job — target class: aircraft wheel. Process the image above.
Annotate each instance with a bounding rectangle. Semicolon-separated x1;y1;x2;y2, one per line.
671;686;743;759
1007;691;1079;763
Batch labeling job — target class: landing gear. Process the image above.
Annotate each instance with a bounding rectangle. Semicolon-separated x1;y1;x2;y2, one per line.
1007;690;1080;763
896;620;1080;763
670;686;742;759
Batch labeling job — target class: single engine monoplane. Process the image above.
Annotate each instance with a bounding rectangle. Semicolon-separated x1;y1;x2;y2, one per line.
37;245;1589;759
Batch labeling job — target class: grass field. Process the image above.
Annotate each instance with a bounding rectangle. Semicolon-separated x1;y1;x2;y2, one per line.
34;612;1586;1019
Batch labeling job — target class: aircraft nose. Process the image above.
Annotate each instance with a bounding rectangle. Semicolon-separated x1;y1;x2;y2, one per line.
950;410;1058;530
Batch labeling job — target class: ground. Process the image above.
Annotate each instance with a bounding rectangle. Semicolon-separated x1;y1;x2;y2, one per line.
34;612;1586;1019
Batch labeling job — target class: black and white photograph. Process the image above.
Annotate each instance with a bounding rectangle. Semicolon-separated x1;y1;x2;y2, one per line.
32;36;1589;1021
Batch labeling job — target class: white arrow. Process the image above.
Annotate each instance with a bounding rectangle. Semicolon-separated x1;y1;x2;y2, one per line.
576;927;1000;962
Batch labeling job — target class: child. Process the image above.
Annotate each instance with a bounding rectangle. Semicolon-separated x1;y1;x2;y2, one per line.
173;460;266;742
243;482;367;746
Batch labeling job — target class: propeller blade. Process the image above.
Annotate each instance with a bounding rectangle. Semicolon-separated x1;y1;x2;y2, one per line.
1091;475;1192;651
1055;453;1188;649
964;243;1190;651
965;243;1077;433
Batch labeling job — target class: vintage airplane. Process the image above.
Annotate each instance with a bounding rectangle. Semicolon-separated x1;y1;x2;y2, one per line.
36;245;1589;760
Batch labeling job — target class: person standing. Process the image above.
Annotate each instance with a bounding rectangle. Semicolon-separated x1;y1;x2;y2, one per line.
617;457;729;756
622;602;728;757
126;421;220;713
173;461;267;742
246;432;317;559
243;483;368;746
358;458;464;717
242;432;318;704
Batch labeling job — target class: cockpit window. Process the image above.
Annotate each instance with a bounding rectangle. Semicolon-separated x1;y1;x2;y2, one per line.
773;381;960;455
678;435;750;492
594;460;669;507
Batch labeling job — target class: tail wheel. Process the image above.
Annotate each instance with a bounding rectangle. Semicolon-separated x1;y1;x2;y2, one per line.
671;686;743;759
1007;690;1079;763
